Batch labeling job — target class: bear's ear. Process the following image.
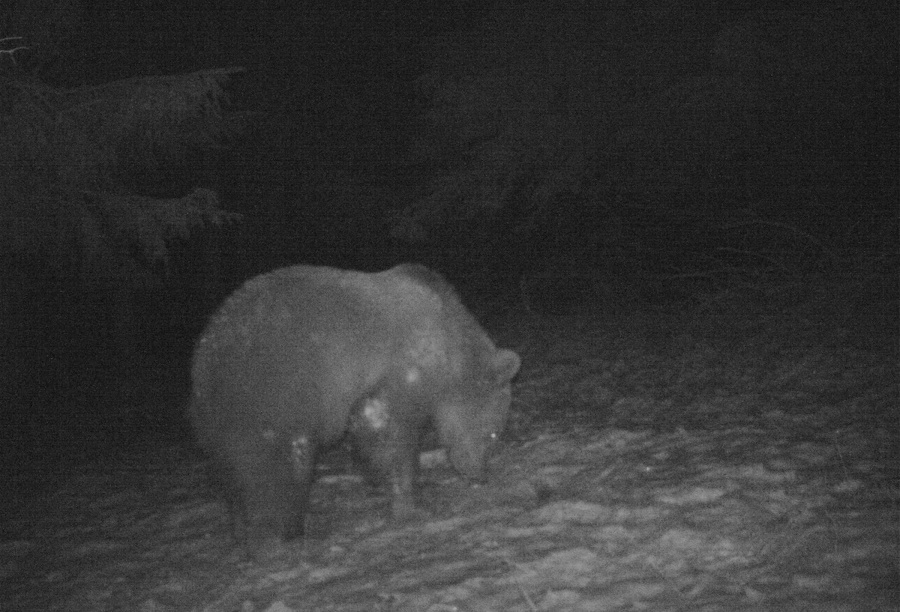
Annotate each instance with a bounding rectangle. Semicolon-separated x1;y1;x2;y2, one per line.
492;349;521;383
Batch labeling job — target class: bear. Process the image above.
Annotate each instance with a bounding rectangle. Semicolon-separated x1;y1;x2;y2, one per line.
188;263;520;558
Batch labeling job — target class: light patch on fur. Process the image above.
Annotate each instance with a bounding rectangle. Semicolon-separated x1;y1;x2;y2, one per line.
362;397;390;430
404;366;421;385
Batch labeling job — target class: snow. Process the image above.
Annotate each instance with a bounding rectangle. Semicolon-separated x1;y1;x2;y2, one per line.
1;275;896;611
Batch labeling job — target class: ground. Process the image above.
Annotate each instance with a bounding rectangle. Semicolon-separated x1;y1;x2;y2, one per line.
1;272;897;611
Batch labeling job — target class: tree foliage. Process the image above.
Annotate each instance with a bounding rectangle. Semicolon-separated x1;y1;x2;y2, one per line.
398;6;896;251
399;9;608;243
0;60;242;285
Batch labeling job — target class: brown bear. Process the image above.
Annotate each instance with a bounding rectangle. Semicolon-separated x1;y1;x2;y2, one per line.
188;263;520;558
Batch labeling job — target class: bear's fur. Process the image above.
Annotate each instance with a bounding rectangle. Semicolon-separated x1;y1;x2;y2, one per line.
189;263;520;557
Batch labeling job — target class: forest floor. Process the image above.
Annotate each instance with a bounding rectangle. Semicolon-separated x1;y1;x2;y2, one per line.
1;271;897;612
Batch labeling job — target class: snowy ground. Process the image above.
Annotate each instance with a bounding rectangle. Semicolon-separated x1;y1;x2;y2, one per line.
2;273;897;611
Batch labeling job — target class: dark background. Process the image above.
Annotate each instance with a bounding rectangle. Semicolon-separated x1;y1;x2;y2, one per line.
0;2;896;458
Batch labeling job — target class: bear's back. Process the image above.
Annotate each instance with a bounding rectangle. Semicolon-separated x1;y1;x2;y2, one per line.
191;264;497;417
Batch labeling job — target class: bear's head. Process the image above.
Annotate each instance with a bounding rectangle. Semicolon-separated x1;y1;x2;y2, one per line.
433;347;521;480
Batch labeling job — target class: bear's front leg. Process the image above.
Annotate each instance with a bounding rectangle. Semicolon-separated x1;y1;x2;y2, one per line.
387;436;420;521
349;395;428;522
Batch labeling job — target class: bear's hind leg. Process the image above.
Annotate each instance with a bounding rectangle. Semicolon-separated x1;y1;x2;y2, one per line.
232;433;315;560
